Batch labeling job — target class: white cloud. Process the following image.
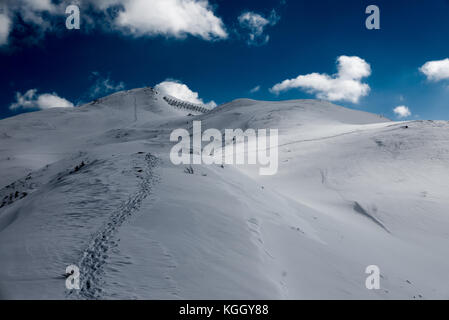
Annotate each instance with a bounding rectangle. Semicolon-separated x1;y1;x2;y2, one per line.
9;89;74;110
22;0;57;12
250;85;260;93
89;72;125;98
0;11;11;45
1;0;227;46
112;0;227;40
0;0;64;46
155;80;216;108
336;55;371;80
270;56;371;103
393;105;411;118
420;58;449;82
238;10;279;46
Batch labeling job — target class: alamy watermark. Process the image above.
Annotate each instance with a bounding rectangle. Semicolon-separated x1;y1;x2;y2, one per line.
170;121;279;176
365;5;380;30
65;5;80;30
65;264;80;290
365;265;381;290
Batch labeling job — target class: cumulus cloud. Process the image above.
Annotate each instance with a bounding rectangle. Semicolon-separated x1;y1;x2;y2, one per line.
250;85;261;93
113;0;227;40
270;56;371;103
393;105;411;118
155;80;216;108
420;58;449;82
238;10;279;45
1;0;227;47
9;89;74;110
0;0;65;47
89;72;125;98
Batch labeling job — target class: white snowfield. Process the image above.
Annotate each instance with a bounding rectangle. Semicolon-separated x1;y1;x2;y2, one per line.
0;87;448;299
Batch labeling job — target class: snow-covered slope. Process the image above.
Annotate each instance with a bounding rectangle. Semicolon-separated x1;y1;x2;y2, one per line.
0;88;448;299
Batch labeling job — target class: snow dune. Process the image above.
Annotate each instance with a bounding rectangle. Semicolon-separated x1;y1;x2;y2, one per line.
0;88;448;299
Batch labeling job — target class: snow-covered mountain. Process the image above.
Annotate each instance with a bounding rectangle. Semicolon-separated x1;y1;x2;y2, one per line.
1;87;448;299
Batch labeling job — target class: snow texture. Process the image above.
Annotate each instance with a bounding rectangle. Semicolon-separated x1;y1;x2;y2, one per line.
0;88;448;299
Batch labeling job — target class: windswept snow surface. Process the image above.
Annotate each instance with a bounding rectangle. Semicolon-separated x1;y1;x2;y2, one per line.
0;88;448;299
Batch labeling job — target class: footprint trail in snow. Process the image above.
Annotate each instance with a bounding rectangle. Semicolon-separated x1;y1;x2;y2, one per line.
71;153;159;299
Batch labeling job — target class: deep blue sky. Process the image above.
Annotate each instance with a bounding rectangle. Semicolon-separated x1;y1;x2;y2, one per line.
1;0;449;120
